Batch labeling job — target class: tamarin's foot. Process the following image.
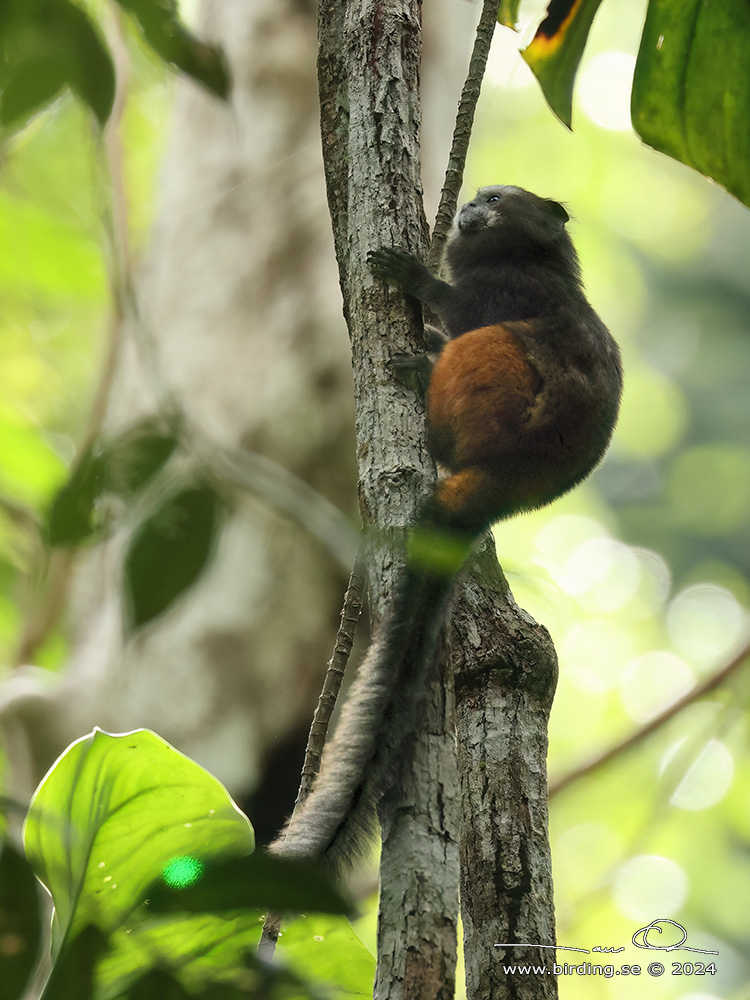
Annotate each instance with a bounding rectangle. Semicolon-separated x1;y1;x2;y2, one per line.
386;353;433;396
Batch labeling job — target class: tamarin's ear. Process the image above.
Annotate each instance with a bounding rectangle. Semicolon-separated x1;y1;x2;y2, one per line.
544;199;570;225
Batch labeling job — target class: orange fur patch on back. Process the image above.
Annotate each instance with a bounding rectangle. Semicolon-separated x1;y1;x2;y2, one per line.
427;324;541;470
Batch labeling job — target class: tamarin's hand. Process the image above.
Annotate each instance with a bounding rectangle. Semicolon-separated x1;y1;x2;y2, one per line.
273;185;622;873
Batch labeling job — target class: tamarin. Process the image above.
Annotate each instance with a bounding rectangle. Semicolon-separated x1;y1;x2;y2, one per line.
272;185;622;873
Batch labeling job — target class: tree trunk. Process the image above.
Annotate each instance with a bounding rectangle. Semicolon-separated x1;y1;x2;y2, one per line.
317;2;560;998
454;541;559;1000
318;1;461;996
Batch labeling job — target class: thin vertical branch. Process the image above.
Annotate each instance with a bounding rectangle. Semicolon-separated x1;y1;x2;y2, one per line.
317;0;352;315
430;0;499;263
259;550;366;959
294;550;367;804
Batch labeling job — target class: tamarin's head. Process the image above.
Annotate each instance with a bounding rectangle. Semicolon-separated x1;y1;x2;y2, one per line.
446;185;580;282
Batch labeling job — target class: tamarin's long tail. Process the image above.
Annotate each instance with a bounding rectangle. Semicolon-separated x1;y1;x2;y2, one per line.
271;478;483;873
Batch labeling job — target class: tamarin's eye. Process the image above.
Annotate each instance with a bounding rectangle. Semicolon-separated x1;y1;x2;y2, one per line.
487;195;500;202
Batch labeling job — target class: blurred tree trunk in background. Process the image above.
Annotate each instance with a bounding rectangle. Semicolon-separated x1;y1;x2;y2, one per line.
4;0;354;840
1;0;478;842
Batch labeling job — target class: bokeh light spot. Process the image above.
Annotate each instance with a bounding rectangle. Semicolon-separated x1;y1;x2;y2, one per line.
578;52;635;131
617;367;689;458
614;854;688;920
662;739;735;811
621;651;695;723
667;584;746;665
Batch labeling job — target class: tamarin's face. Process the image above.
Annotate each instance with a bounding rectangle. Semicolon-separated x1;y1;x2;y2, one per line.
447;185;576;272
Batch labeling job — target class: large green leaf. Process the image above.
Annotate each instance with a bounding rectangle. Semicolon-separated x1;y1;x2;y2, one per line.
23;728;255;998
0;840;42;1000
41;926;109;1000
123;482;224;631
94;912;263;1000
123;958;322;1000
632;0;750;208
521;0;606;128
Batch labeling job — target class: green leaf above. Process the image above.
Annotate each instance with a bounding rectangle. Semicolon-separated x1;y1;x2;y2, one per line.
0;57;68;128
521;0;607;128
123;482;224;631
114;0;230;99
0;840;42;1000
497;0;522;30
632;0;750;208
23;729;254;955
0;0;115;128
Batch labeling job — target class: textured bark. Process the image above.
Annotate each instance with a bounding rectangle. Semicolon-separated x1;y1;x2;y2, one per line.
318;1;459;997
454;541;559;1000
318;1;560;998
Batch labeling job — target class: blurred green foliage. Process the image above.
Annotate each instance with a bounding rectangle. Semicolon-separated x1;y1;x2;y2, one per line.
0;0;228;130
0;20;170;668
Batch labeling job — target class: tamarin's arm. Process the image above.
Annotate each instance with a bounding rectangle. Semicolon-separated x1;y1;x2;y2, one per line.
369;247;457;319
272;185;622;874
